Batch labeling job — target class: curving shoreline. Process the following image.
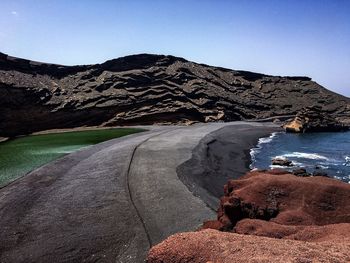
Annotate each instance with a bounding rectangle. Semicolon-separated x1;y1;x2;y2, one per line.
148;125;350;262
0;122;280;262
3;121;348;262
177;124;281;210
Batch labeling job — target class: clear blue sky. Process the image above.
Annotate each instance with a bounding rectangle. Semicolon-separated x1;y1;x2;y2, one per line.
1;0;349;97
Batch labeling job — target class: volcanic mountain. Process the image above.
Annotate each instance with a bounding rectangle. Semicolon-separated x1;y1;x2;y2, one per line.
1;52;349;137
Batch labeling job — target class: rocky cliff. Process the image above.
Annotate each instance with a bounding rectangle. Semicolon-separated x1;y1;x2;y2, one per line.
1;52;349;137
283;106;349;132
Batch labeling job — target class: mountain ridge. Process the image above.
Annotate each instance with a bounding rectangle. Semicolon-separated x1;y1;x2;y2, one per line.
1;52;349;137
0;51;314;80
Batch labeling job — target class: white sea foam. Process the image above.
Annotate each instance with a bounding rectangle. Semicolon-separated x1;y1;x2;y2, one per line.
273;155;287;160
334;175;342;180
282;152;329;160
250;148;259;157
269;164;291;169
292;161;304;166
250;133;279;157
344;156;350;166
250;132;280;168
258;132;278;144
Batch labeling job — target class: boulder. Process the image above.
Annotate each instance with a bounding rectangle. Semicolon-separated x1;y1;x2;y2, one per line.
292;168;310;177
283;106;349;133
312;171;329;177
271;157;293;166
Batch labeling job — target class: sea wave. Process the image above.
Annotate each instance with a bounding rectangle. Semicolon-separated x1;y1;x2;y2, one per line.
317;164;330;169
258;132;278;144
282;152;329;160
250;132;280;168
250;148;259;159
250;131;350;183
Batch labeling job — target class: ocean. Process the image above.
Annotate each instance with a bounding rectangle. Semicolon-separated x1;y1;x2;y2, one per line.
250;131;350;183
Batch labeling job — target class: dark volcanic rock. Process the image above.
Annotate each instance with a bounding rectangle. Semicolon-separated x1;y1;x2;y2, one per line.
271;157;293;166
1;52;350;137
283;106;349;133
292;168;310;177
313;171;329;177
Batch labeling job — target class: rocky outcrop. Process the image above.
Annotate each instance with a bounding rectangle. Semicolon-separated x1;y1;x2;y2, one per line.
283;106;349;132
290;167;329;177
214;169;350;230
1;52;350;137
147;169;350;262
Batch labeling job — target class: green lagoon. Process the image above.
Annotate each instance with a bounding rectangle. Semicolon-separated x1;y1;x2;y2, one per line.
0;128;144;187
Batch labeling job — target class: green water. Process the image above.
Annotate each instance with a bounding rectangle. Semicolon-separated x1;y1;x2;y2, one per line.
0;128;144;187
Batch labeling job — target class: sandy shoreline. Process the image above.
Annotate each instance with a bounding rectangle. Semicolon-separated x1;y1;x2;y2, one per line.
1;125;164;141
29;124;180;135
1;126;123;142
0;122;281;262
31;126;128;135
177;124;282;210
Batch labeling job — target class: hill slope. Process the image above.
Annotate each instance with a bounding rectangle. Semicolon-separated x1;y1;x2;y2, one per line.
0;52;349;137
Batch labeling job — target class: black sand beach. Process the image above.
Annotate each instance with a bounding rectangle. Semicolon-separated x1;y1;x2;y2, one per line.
177;124;281;210
0;122;279;262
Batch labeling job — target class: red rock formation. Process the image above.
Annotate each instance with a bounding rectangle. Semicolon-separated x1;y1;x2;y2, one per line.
147;229;350;263
216;169;350;230
235;219;350;242
147;170;350;262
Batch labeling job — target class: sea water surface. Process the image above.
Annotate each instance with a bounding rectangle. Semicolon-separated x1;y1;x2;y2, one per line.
0;128;144;187
251;131;350;183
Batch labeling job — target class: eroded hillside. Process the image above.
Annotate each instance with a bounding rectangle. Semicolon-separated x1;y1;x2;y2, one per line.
1;52;349;136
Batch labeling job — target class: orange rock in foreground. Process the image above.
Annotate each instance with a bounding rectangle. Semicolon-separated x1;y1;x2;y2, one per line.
235;219;350;242
217;169;350;230
147;170;350;262
147;229;350;263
